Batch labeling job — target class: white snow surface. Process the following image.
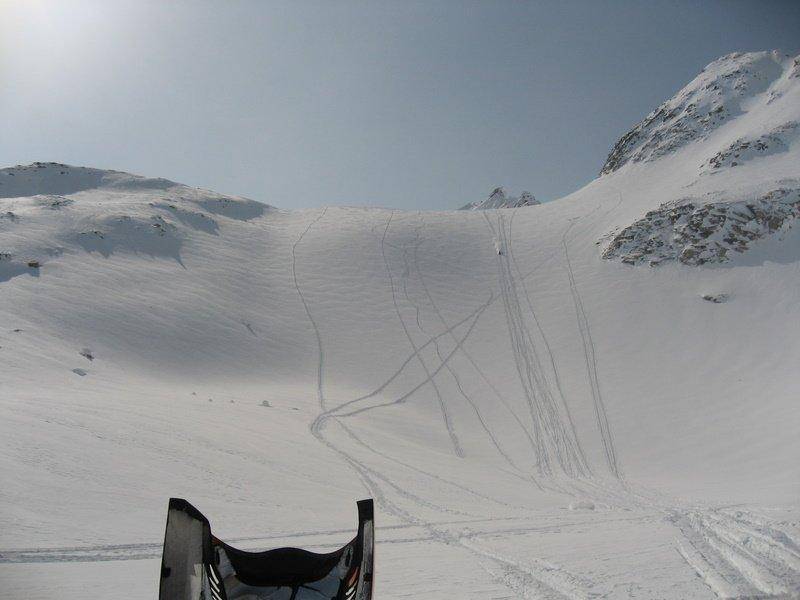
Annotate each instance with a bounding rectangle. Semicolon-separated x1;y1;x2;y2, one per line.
2;52;800;599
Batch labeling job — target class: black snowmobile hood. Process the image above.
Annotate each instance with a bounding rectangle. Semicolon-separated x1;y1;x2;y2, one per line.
158;498;374;600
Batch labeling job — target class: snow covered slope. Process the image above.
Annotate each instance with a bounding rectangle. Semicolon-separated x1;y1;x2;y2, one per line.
2;52;800;600
460;187;540;210
601;50;800;266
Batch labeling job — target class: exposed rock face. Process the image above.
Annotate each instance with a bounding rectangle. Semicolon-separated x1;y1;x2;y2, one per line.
602;188;800;266
460;187;540;210
600;51;790;175
702;293;729;303
600;51;800;267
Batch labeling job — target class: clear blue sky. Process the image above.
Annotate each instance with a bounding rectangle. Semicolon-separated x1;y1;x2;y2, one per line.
1;1;798;209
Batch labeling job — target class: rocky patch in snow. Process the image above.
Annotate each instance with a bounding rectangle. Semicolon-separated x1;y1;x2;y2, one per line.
602;188;800;266
601;51;793;175
460;187;539;210
151;201;220;235
75;214;182;260
0;164;271;222
34;195;74;209
702;293;729;303
701;122;798;173
0;252;41;283
187;195;268;221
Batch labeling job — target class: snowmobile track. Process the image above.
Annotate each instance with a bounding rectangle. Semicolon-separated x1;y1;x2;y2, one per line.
406;215;523;475
380;212;464;457
561;216;622;479
484;211;589;479
291;207;329;411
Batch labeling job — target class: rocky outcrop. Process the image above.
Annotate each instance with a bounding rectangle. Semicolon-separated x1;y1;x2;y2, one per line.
460;187;540;210
701;122;798;173
600;51;792;175
602;188;800;266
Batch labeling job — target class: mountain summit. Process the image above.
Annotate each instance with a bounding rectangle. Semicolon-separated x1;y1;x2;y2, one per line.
460;186;540;210
599;50;800;267
601;50;799;175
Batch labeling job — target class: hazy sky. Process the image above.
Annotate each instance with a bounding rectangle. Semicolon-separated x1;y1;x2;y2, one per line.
1;1;798;210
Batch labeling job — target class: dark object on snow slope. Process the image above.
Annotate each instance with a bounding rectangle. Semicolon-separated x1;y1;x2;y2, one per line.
159;498;374;600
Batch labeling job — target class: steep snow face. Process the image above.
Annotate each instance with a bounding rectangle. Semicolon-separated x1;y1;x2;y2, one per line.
600;50;800;267
460;187;539;210
601;51;794;175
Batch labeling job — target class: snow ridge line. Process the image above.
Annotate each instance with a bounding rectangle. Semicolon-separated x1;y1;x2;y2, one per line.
290;207;329;411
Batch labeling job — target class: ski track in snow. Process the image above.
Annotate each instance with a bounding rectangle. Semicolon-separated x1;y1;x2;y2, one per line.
561;216;622;480
672;507;800;598
309;301;488;425
404;215;523;476
506;209;588;475
294;211;597;598
3;200;799;599
6;52;800;599
291;207;329;411
380;212;464;458
305;208;799;600
483;211;589;479
328;295;491;419
332;208;799;599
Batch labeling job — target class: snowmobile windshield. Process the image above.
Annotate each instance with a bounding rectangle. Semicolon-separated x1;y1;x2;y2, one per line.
158;498;374;600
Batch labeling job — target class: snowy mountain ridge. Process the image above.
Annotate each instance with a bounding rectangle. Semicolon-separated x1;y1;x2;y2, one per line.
0;162;270;282
460;186;539;210
2;52;799;600
600;50;799;175
599;50;800;267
